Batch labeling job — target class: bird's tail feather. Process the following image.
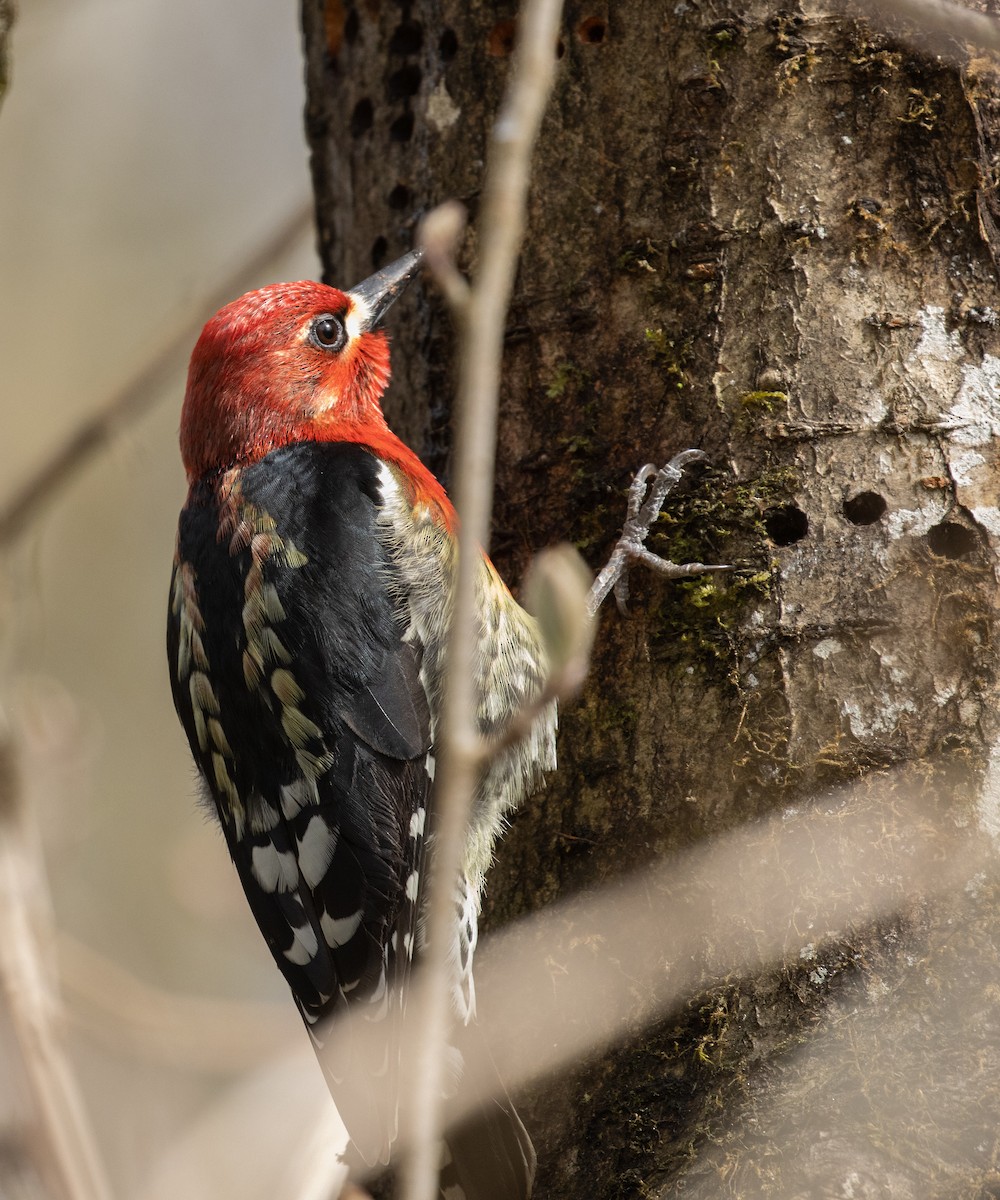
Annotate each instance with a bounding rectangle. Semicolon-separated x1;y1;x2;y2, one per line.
435;1015;535;1200
438;1093;536;1200
329;997;535;1198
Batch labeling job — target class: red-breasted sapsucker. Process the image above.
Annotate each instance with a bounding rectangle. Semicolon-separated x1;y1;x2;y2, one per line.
167;250;552;1197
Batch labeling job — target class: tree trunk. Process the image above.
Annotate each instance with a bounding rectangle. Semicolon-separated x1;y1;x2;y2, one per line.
301;2;1000;1195
0;1;11;112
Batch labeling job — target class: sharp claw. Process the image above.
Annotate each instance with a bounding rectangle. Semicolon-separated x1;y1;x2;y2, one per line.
672;449;708;466
588;449;727;617
627;464;658;523
613;574;630;614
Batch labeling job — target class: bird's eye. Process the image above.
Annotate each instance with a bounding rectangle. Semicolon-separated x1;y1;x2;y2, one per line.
309;314;347;352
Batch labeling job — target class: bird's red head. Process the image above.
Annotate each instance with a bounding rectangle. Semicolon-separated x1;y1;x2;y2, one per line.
180;251;423;483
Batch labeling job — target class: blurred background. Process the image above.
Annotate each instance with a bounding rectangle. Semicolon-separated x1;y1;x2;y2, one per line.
0;2;335;1195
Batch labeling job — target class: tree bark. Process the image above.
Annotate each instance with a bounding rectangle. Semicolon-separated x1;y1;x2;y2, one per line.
301;2;1000;1195
0;1;11;111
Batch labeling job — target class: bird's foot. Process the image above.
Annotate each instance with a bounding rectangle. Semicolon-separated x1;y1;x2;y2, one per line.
587;450;731;616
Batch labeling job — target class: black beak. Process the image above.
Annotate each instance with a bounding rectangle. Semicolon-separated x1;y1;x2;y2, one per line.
347;249;423;332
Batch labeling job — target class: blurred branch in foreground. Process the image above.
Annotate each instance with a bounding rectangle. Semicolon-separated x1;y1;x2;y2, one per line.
136;1045;345;1200
58;935;296;1073
671;870;1000;1198
311;768;980;1179
144;768;984;1200
471;775;975;1102
862;0;1000;55
0;203;313;547
0;716;113;1200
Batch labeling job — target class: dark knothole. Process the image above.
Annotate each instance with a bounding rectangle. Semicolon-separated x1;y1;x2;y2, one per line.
927;521;979;559
350;97;373;138
371;236;388;270
439;28;458;61
388;183;412;211
488;20;517;56
389;20;423;54
578;17;608;42
765;504;809;546
388;63;422;100
389;112;414;142
843;491;887;525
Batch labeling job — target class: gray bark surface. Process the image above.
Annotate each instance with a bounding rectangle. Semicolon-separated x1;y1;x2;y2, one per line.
301;2;1000;1195
0;1;11;108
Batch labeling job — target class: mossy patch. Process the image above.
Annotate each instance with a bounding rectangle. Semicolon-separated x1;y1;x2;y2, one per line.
644;328;690;390
617;238;661;274
546;359;589;401
900;87;941;130
640;465;798;669
739;390;788;412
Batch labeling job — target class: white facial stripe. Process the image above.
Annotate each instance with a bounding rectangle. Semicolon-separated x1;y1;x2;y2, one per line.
344;295;370;341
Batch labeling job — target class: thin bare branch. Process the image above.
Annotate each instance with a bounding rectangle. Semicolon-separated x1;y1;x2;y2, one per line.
0;203;314;546
0;722;114;1200
398;1;564;1197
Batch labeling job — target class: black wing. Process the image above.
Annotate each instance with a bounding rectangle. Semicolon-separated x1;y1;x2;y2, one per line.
168;441;431;1162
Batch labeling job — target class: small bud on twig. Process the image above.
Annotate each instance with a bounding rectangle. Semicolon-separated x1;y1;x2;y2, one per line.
523;544;595;695
417;202;470;317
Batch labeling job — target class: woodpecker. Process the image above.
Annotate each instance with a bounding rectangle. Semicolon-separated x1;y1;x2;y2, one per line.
167;250;552;1197
168;246;724;1196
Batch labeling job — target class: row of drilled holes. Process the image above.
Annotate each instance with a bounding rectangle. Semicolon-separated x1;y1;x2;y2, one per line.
765;496;977;559
352;13;963;569
350;106;412;143
489;16;608;56
347;20;447;153
338;10;457;56
363;16;609;59
351;14;608;265
350;16;607;143
352;15;607;268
